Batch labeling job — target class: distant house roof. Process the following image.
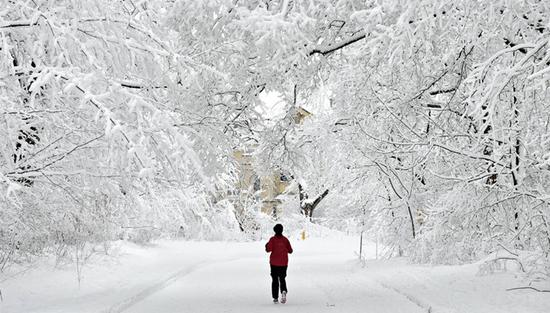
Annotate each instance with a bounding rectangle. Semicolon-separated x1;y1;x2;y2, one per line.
295;107;312;124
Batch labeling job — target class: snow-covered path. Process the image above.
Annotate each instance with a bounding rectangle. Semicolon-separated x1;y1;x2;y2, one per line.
123;240;425;313
2;235;550;313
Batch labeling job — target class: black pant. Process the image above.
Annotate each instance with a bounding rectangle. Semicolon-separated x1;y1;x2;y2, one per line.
270;265;288;299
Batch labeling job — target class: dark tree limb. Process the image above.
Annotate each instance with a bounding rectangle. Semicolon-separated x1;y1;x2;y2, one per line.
0;20;38;29
310;189;329;212
309;31;366;56
506;287;550;293
429;87;457;96
299;184;329;220
119;81;168;89
298;183;307;202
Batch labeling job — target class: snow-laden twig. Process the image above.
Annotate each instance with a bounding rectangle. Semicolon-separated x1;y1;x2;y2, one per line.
506;286;550;292
309;31;367;56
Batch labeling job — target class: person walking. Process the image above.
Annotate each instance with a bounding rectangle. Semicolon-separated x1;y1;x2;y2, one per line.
265;224;293;304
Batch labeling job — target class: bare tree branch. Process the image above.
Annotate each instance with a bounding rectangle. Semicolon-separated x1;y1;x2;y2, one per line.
309;31;366;56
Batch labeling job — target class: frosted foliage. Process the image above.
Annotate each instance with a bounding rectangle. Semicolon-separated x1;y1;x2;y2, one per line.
1;0;550;277
0;0;300;262
252;0;550;273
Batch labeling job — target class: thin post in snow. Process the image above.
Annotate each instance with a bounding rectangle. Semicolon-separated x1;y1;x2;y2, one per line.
359;231;363;261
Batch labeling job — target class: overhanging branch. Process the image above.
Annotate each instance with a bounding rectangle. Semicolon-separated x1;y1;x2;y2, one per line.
0;20;38;29
309;31;366;56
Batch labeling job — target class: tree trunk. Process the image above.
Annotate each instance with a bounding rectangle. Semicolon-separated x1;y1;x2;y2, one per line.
299;184;329;220
511;84;522;248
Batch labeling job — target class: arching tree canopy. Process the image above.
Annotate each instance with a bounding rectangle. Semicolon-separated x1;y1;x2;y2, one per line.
1;0;550;272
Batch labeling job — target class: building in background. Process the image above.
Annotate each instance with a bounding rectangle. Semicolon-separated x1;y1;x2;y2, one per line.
233;107;311;217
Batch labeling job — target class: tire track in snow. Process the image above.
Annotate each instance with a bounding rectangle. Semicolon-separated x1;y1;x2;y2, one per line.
101;263;205;313
102;257;239;313
376;280;433;313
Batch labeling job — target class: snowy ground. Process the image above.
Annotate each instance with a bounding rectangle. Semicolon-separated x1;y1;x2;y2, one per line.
1;234;549;313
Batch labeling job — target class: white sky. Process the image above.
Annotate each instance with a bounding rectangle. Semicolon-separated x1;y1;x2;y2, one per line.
257;90;287;121
256;86;333;121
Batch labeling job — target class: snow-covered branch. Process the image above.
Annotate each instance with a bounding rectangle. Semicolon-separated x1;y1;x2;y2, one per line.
309;31;366;56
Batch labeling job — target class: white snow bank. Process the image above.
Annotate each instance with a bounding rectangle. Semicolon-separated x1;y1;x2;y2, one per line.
1;236;549;313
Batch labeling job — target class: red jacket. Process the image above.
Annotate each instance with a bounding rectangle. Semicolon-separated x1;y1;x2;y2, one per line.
265;235;293;266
